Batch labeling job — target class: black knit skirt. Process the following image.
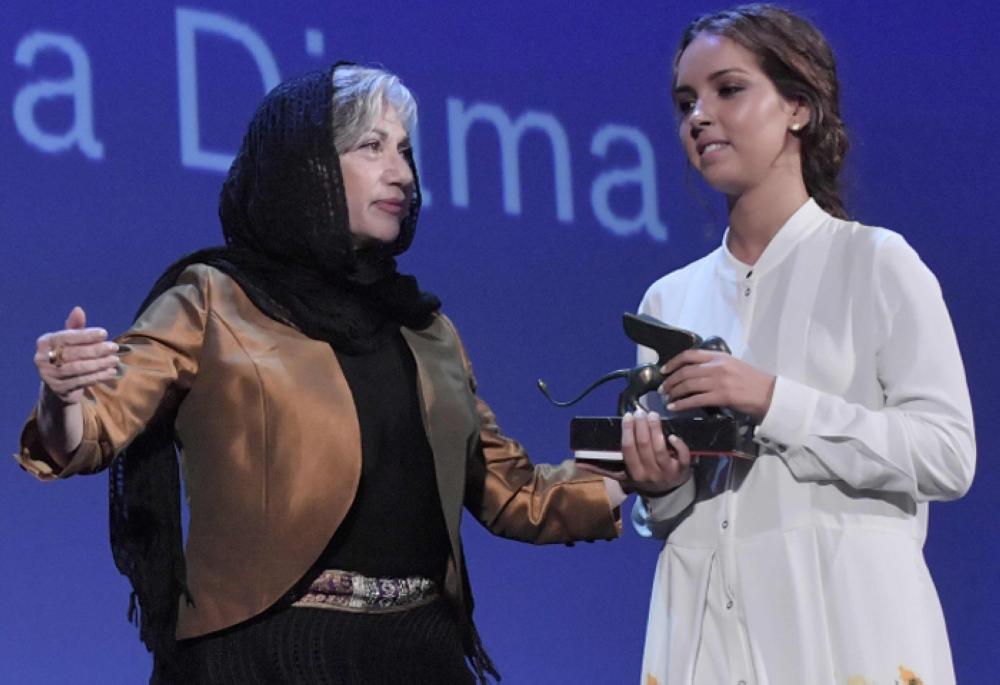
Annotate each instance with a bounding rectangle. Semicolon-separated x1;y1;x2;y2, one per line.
164;599;476;684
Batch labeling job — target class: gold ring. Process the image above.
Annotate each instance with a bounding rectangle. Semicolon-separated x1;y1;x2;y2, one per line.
47;346;64;367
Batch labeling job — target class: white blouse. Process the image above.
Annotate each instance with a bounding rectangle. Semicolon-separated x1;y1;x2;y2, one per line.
631;199;975;685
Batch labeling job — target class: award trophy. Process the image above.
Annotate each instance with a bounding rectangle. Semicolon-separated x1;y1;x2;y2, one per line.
538;313;757;471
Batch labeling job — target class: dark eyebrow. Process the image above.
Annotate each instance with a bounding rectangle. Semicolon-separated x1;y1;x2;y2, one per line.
673;67;751;95
368;127;411;147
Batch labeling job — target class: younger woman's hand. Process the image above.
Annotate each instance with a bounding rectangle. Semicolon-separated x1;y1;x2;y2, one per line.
660;349;775;420
620;409;692;496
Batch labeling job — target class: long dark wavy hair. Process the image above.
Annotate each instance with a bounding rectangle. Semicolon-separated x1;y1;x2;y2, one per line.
675;4;849;219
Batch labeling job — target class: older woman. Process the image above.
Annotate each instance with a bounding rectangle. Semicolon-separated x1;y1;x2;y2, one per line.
17;64;622;684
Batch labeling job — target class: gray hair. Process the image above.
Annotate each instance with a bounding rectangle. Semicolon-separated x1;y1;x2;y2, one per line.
331;65;417;154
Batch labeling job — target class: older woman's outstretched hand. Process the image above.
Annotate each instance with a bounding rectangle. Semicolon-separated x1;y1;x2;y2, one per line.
34;307;119;404
33;307;119;463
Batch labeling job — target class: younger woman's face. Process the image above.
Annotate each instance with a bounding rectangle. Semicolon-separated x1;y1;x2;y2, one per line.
673;33;807;198
339;105;414;247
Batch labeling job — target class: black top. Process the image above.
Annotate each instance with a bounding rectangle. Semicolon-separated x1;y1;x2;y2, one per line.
317;330;452;583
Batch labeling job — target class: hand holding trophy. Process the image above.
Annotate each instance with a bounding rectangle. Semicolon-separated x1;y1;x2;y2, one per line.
538;313;758;472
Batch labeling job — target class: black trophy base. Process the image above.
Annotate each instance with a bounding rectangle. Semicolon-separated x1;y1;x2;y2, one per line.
570;415;756;459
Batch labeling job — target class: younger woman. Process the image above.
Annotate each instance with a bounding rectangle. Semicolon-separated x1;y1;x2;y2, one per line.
618;6;975;684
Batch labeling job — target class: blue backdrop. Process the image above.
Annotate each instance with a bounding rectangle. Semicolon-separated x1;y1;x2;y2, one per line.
2;1;996;682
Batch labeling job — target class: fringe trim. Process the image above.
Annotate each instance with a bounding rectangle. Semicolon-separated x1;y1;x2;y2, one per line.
467;619;501;684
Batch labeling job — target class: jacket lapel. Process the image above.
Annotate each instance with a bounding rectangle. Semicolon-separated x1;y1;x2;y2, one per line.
401;319;480;576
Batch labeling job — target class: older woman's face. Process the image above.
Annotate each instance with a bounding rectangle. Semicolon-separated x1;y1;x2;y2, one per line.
340;105;414;247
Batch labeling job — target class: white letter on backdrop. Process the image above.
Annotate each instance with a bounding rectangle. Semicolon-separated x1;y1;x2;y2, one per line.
176;7;280;172
13;31;104;159
447;98;573;222
590;124;667;241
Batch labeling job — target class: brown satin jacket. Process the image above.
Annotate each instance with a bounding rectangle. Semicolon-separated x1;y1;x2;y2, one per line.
17;264;621;639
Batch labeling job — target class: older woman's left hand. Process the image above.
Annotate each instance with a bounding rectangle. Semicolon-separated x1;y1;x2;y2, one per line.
660;349;775;420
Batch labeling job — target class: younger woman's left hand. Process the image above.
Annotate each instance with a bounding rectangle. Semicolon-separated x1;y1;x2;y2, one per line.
660;349;775;420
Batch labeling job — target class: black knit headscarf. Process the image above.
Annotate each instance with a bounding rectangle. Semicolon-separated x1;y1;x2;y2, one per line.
142;62;439;353
108;64;443;682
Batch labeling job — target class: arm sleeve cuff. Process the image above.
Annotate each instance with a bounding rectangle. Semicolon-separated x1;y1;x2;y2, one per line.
755;375;820;451
13;403;107;481
631;476;696;539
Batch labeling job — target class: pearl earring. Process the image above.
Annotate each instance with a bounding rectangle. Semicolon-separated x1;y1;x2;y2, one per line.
790;122;802;132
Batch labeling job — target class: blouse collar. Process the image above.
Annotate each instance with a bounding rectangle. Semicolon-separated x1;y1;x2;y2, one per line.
716;198;827;282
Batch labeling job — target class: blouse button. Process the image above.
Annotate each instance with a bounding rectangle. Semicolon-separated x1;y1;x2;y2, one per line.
721;520;729;530
726;599;734;610
744;287;751;296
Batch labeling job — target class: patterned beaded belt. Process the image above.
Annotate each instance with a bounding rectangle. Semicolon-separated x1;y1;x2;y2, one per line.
291;568;439;614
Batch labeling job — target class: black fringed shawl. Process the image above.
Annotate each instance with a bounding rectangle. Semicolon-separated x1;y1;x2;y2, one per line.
107;64;495;683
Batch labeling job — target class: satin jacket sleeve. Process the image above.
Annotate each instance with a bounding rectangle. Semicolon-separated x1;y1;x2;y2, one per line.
16;267;208;479
442;318;622;544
